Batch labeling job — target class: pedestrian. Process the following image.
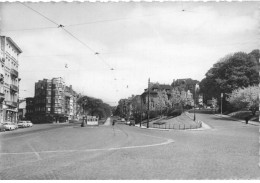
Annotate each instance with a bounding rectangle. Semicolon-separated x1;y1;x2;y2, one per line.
245;116;249;124
112;120;115;126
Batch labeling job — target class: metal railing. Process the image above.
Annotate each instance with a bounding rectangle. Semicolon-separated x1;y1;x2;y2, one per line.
10;84;18;92
10;68;18;78
151;122;202;130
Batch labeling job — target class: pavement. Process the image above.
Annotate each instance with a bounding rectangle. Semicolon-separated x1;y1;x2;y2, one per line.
0;113;259;179
103;117;111;126
214;114;259;126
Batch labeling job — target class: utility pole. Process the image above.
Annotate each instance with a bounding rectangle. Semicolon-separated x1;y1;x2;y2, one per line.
140;97;142;128
193;86;196;121
147;78;150;128
221;93;223;116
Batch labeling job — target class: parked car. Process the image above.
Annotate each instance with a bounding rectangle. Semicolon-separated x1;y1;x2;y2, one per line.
18;121;28;128
125;121;130;125
12;123;18;129
121;118;126;122
0;123;6;132
3;122;16;131
129;120;135;126
26;121;33;127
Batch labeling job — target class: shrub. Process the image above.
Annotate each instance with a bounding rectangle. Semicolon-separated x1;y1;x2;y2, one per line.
167;108;182;117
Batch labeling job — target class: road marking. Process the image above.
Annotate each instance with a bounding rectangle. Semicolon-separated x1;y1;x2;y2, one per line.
27;143;42;160
0;136;174;155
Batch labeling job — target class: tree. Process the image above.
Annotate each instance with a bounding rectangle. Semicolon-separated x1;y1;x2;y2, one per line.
77;95;111;119
200;50;259;112
155;90;169;116
227;86;259;115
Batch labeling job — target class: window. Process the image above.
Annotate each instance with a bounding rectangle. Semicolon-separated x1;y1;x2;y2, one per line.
47;108;50;112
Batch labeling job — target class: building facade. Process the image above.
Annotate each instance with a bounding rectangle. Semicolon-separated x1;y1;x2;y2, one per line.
0;36;22;123
64;85;77;120
29;77;78;123
25;97;34;121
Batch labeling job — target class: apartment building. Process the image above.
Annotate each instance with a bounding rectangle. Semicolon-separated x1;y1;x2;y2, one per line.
0;36;22;123
30;77;78;123
64;85;77;120
25;97;34;121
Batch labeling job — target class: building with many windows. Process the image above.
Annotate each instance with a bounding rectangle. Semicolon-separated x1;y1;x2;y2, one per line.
25;97;34;121
0;36;22;123
29;77;78;123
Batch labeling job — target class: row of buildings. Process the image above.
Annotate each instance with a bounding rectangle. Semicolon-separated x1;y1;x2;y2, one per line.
20;77;80;123
0;35;81;124
116;78;201;119
0;36;22;123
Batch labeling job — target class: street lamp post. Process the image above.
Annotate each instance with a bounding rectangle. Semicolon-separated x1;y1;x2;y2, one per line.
147;78;150;129
221;93;223;116
140;97;142;128
193;90;196;121
193;84;199;121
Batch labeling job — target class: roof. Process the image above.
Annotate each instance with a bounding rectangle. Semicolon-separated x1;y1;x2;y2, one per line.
174;78;199;85
6;37;23;54
158;84;172;90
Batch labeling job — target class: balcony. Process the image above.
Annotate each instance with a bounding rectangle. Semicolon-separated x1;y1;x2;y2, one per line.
0;74;4;84
10;84;18;93
5;101;17;108
10;69;18;78
0;92;4;103
1;58;4;64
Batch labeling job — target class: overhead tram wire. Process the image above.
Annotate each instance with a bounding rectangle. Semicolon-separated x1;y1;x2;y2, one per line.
60;27;114;70
19;2;60;26
19;2;114;71
1;26;58;32
2;6;200;33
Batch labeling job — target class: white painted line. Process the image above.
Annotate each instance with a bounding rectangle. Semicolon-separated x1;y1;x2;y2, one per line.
0;135;174;155
27;143;42;160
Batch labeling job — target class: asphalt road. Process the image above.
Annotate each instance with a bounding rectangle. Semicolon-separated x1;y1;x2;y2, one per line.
0;114;259;179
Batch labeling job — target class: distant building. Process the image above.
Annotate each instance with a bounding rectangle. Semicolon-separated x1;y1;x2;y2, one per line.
64;85;78;120
0;36;22;123
18;99;26;120
141;83;173;111
29;77;78;123
25;97;34;121
171;78;199;95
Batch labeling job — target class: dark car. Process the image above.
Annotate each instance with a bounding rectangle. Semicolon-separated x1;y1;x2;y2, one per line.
129;120;135;126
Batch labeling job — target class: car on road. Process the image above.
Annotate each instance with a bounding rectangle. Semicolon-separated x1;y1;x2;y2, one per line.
26;121;33;127
3;122;16;131
0;123;6;132
12;123;18;129
18;121;28;128
125;121;130;125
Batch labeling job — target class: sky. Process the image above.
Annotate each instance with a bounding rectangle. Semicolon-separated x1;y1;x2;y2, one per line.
0;1;259;106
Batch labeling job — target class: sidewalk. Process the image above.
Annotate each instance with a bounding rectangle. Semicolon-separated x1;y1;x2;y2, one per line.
103;117;111;126
214;114;259;126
